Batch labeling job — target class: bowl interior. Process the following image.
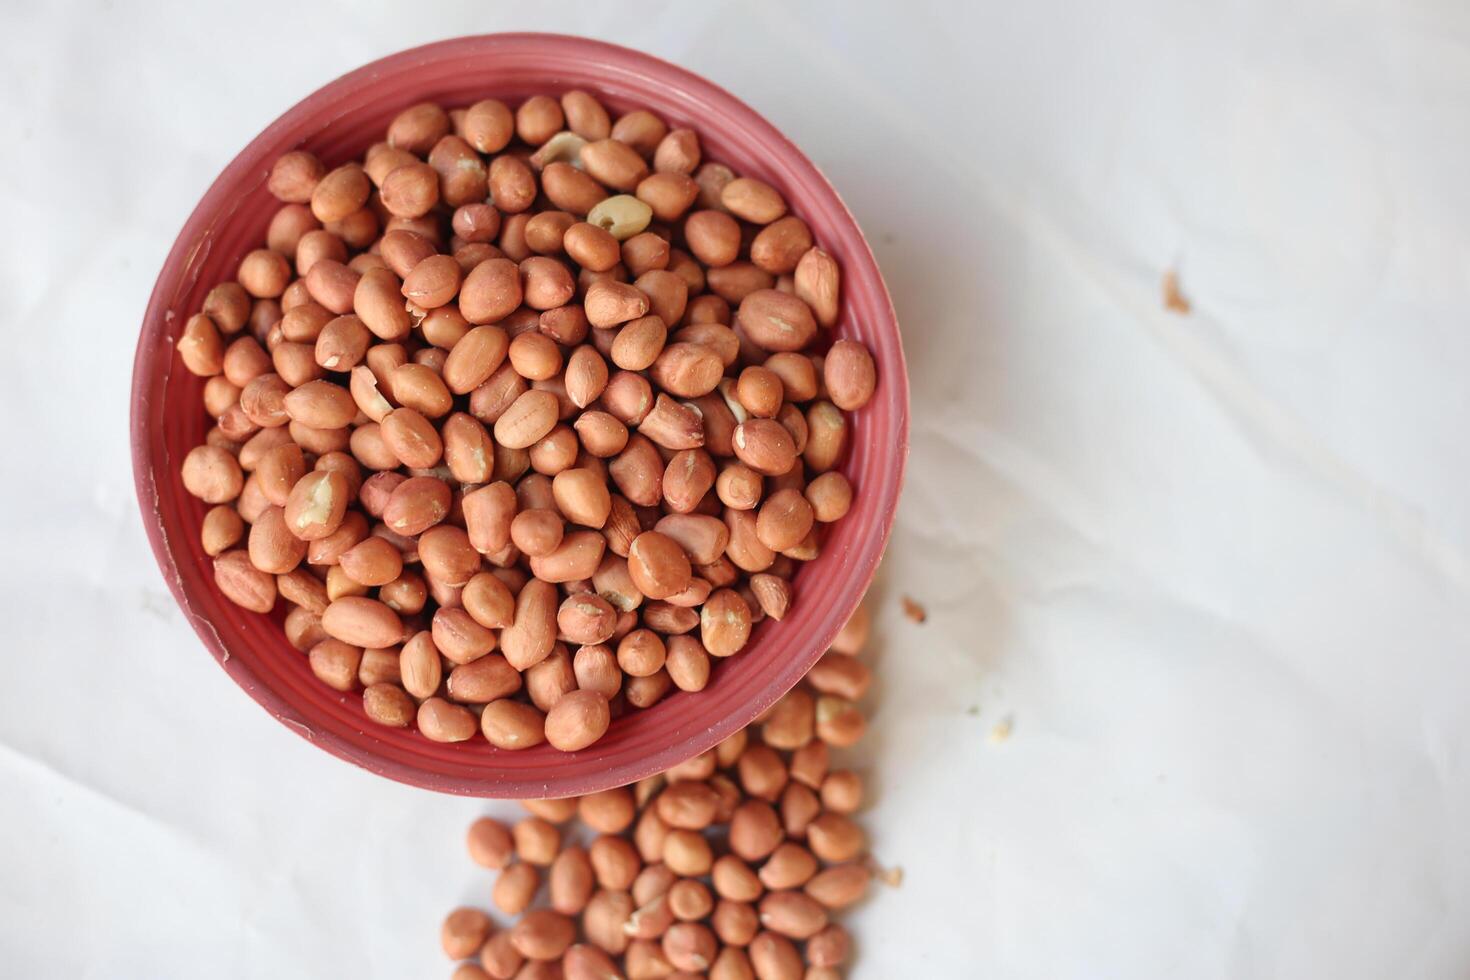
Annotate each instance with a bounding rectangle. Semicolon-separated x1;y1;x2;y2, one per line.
132;34;908;797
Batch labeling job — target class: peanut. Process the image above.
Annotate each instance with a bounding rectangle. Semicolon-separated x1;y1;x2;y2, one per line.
181;445;244;503
441;906;492;959
737;289;817;352
417;697;478;743
750;216;813;275
542;161;607;215
561;90;611;140
758;891;828;940
627;531;693;601
544;689;612;751
516;94;564;144
321;596;402;648
612;110;667;158
493;861;541;917
654;128;701;175
213;550;276;613
685;210;741;267
582;139;648;191
361;683;413;727
481;698;547;750
823;339;877;411
467;816;514;869
637;172;700;222
732;419;797;476
721;177;787;224
310;165;371;224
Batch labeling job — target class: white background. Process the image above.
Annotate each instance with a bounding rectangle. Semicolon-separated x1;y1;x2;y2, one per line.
5;1;1470;977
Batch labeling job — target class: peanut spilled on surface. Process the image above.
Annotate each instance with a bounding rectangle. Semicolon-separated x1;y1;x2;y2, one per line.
447;597;881;979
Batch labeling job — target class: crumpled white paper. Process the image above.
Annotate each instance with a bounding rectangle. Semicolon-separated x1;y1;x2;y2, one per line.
4;2;1469;977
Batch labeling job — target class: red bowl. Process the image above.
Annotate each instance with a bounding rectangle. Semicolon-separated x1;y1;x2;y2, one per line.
131;33;908;798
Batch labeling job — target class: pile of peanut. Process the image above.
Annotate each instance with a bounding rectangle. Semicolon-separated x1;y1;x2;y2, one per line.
443;599;875;979
175;90;879;751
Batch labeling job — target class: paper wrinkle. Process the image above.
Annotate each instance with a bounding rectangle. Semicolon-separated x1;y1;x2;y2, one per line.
0;737;209;857
822;7;1470;600
946;164;1470;599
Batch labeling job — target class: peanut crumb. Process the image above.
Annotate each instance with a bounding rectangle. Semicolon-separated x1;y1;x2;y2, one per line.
901;595;927;623
875;863;904;888
1162;269;1191;314
987;716;1013;744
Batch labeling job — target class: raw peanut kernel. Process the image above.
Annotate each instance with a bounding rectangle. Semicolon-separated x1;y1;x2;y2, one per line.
721;176;787;224
737;289;818;352
732;418;797;476
627;531;693;601
795;246;841;329
544;689;612;751
823;338;877;411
